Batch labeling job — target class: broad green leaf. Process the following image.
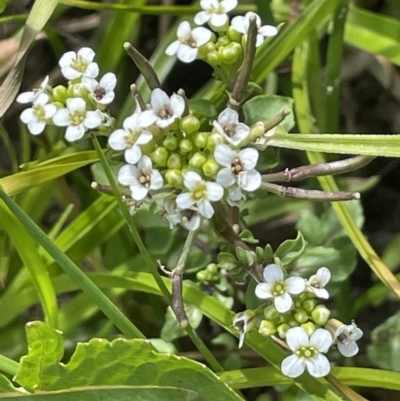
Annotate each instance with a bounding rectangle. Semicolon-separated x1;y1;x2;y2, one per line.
188;99;218;117
15;321;243;401
274;231;306;266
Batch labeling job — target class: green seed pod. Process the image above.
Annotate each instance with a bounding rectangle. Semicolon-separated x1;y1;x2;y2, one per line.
202;158;220;177
311;305;331;326
167;153;182;170
258;320;276;337
277;323;291;339
150;147;169;167
180;115;201;135
163;134;179;151
294;309;309;324
193;132;209;148
189;152;207;169
165;169;184;189
52;85;68;103
179;138;194;153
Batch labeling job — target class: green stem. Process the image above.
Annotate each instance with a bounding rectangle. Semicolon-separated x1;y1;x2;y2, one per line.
0;188;144;339
0;354;19;376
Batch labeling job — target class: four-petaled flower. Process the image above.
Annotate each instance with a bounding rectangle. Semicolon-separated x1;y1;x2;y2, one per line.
255;264;305;313
281;327;332;378
17;76;49;104
53;97;102;141
334;322;363;357
213;108;250;146
164;200;201;231
176;171;223;219
82;72;117;105
118;156;163;201
59;47;99;80
108;110;153;164
166;21;212;63
214;144;261;191
194;0;238;31
306;267;331;299
231;11;278;47
138;88;185;129
20;93;57;135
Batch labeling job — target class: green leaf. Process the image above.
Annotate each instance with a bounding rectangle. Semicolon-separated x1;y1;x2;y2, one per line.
15;321;243;401
275;231;306;266
243;95;295;132
188;98;218;117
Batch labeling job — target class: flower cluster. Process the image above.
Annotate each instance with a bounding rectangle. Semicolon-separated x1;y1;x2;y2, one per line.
233;265;363;378
17;47;116;141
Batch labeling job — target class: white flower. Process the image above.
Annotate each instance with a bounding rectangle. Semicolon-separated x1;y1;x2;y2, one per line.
52;97;102;141
306;267;331;299
255;264;305;313
214;144;261;191
17;76;49;104
164;200;201;231
194;0;237;31
334;322;363;357
281;327;332;378
213;108;250;146
118;156;163;201
20;93;56;135
82;72;117;105
176;171;223;219
138;88;185;129
231;12;278;47
165;21;212;63
59;47;99;80
233;310;255;348
108;111;153;164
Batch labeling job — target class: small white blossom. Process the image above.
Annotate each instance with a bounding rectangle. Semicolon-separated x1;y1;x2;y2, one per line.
306;267;331;299
108;110;153;164
20;93;56;135
52;97;102;141
164;200;201;231
214;144;261;191
82;72;117;105
226;185;245;207
233;310;255;348
195;0;237;31
138;88;185;129
213;108;250;146
334;322;363;357
118;156;163;201
255;264;305;313
59;47;99;80
281;327;332;378
176;171;223;219
17;76;49;104
166;21;212;63
231;12;278;47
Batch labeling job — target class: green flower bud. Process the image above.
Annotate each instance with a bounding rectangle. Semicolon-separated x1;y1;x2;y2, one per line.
189;152;207;169
167;153;182;170
52;85;68;103
258;320;276;337
264;305;279;320
301;321;316;337
165;169;184;189
68;83;87;98
227;26;242;43
220;43;241;65
207;263;218;275
216;35;230;49
311;305;331;326
180;115;200;135
163;134;179;151
179;138;194;153
294;309;309;324
141;138;156;154
196;270;208;282
193;132;209;148
202;158;220;177
206;50;221;66
277;323;291;339
303;298;318;313
206;132;224;151
150;147;169;167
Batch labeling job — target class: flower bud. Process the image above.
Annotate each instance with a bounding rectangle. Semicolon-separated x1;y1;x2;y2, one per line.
68;83;87;98
167;153;182;169
189;152;207;169
206;263;218;275
206;50;221;66
202;158;220;177
227;26;242;43
258;320;276;337
220;43;241;65
294;309;308;324
180;115;200;135
150;147;169;167
163;134;179;151
141;138;156;154
206;132;224;151
216;35;230;49
196;270;208;282
165;169;184;189
301;321;316;336
303;298;318;313
277;323;291;339
311;305;331;326
179;138;194;153
193;132;209;148
52;85;68;103
264;305;279;320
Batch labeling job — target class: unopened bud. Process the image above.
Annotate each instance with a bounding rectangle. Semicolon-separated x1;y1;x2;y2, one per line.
202;158;220;177
311;305;331;326
150;147;169;167
165;169;184;188
180;115;200;135
189;152;207;169
258;319;276;337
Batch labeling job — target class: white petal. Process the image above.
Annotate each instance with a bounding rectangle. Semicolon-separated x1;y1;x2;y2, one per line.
313;288;329;299
238;169;261;192
150;170;164;190
177;21;191;37
263;263;284;283
125;145;142;164
281;354;305;378
100;72;117;91
255;34;264;48
137;110;158;128
170;94;185;117
20;108;35;124
200;0;217;9
59;51;76;68
82;76;97;91
52;109;70;127
217;167;235;187
176;192;195;209
43;104;57;118
98;92;115;105
231;15;246;34
17;91;35;104
285;276;306;295
177;45;198;63
35;93;49;106
184;214;201;231
192;27;212;46
274;292;293;313
220;0;237;12
118;165;138;186
209;13;228;28
286;327;309;351
184;171;202;190
166;41;181;56
151;88;170;111
27;120;46;135
108;129;128;150
84;111;102;129
78;47;95;62
310;329;332;353
131;185;148;201
194;11;210;25
238;147;258;170
136;130;153;145
206;182;223;201
197;200;214;218
305;354;330;377
218;108;238;125
258;25;278;37
84;62;99;78
61;66;81;80
65;124;85;142
138;155;153;170
254;282;272;299
316;267;331;286
214;143;236;166
67;97;86;113
338;341;359;357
